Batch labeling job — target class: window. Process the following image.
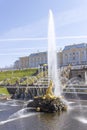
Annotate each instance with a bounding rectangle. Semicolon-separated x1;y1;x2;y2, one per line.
72;52;75;60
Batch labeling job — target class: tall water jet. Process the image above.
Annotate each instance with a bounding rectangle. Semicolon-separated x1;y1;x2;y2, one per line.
85;71;87;85
48;10;61;97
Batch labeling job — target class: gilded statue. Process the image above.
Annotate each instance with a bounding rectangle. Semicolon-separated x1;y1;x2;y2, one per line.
43;80;56;99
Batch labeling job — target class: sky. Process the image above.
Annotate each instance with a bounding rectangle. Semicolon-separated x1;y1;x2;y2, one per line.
1;0;87;67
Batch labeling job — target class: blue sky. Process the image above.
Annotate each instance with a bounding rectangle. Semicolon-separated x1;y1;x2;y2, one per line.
0;0;87;67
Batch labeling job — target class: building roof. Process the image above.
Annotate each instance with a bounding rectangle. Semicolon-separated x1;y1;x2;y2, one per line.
29;51;47;57
63;43;87;51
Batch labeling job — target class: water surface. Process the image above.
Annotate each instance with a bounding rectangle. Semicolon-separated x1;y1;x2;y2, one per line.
0;100;87;130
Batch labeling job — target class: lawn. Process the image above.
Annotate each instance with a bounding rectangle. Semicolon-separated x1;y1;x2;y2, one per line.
0;68;38;81
0;87;10;95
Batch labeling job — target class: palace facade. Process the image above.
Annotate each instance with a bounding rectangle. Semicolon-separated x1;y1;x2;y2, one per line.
62;43;87;66
14;43;87;69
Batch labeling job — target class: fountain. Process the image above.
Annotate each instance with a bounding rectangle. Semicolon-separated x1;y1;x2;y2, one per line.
1;10;87;130
48;10;61;97
27;10;67;113
85;71;87;85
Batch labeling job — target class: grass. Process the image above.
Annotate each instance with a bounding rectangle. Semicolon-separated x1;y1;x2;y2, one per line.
0;87;9;95
0;68;38;81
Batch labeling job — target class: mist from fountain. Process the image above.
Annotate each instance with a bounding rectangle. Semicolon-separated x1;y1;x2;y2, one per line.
48;10;61;97
65;77;87;123
85;71;87;85
0;108;38;125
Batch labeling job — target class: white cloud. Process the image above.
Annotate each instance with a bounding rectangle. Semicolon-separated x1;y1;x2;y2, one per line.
1;35;87;42
0;3;87;40
0;17;48;39
55;4;87;28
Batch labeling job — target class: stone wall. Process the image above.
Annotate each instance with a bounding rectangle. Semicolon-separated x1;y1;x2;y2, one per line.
69;68;87;80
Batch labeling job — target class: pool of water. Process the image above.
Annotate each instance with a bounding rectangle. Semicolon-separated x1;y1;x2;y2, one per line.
0;99;87;130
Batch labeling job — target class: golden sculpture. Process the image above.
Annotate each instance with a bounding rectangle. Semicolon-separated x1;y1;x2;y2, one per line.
43;80;56;99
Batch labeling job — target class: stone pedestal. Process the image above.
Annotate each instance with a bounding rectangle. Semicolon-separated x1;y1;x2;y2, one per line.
27;97;67;113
